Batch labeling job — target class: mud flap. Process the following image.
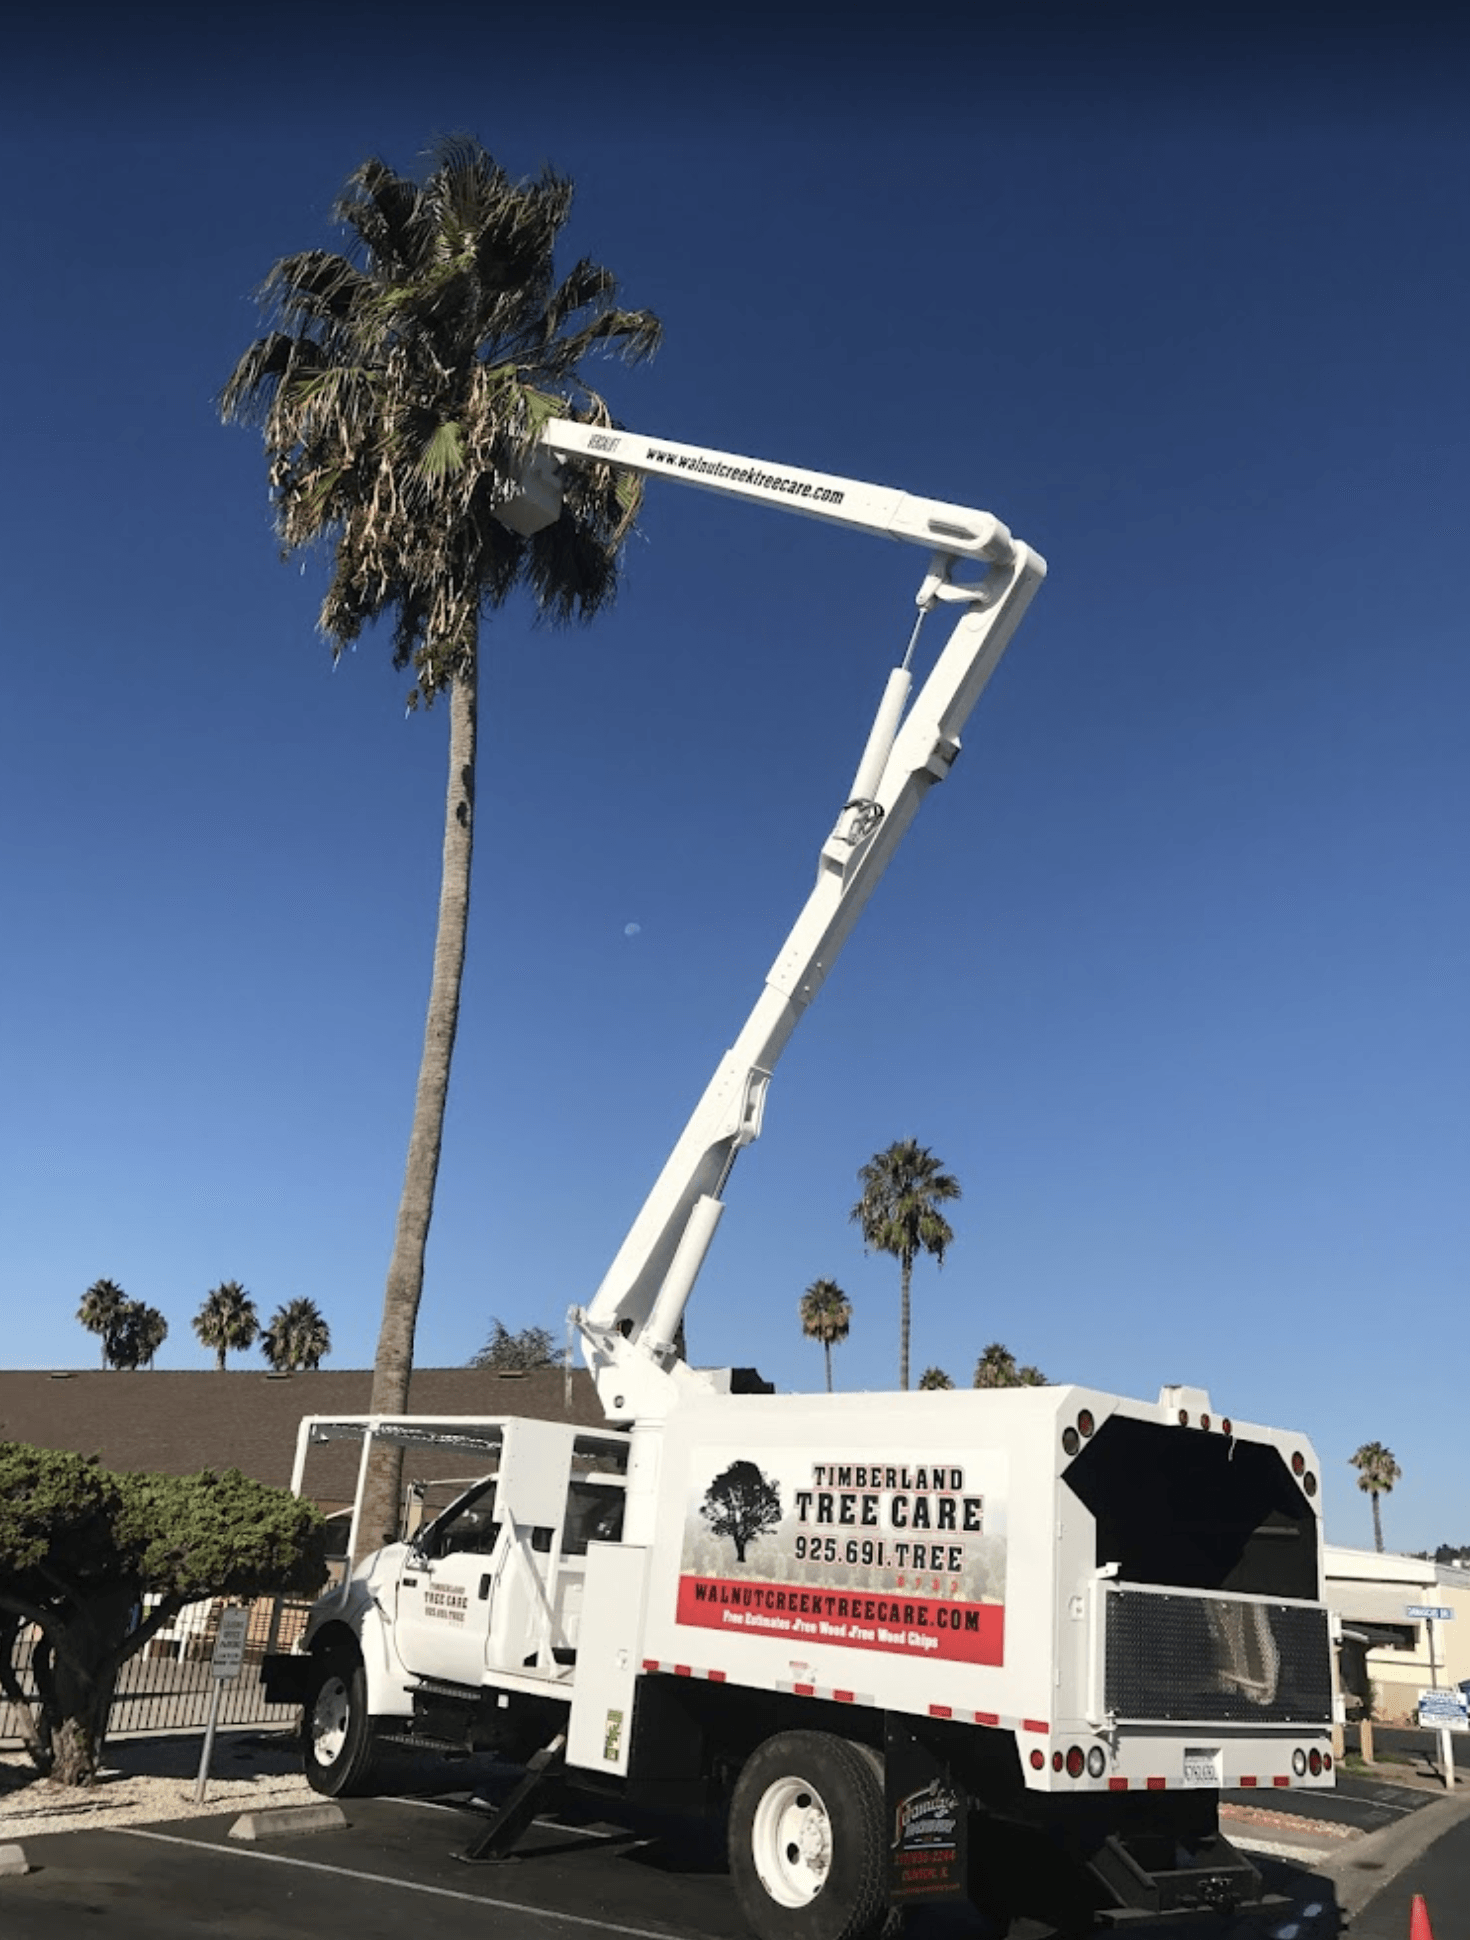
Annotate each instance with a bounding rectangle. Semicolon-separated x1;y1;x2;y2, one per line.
884;1716;968;1906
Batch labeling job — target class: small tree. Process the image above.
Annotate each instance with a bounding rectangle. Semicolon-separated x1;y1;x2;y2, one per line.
1349;1442;1402;1554
77;1279;127;1368
106;1300;169;1371
798;1279;851;1392
918;1366;955;1390
700;1460;782;1564
470;1318;558;1371
261;1299;331;1372
0;1444;325;1785
973;1342;1047;1388
193;1281;260;1370
851;1139;960;1392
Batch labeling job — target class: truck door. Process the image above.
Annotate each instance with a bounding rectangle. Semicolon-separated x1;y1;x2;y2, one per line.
394;1478;503;1686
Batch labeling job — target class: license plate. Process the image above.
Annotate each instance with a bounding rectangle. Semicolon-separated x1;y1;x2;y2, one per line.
1183;1750;1221;1787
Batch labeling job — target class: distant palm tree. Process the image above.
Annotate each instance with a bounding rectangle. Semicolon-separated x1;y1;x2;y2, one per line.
918;1367;954;1390
193;1281;260;1371
798;1279;852;1393
222;137;658;1552
77;1279;127;1368
851;1139;960;1392
261;1299;332;1373
973;1342;1048;1388
106;1300;169;1371
1349;1441;1402;1553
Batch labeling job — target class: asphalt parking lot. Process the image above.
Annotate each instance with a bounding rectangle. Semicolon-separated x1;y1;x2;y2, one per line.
0;1779;1368;1940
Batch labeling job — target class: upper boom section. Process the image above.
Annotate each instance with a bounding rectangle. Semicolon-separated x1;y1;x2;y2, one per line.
523;419;1044;1426
538;421;1017;564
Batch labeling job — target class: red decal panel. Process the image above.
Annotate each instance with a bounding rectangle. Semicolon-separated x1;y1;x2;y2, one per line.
676;1575;1004;1666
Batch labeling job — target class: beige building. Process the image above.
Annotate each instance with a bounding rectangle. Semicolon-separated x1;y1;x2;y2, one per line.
1325;1543;1470;1723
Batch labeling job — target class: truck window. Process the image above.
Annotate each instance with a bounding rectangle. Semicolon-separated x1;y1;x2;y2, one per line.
420;1480;502;1560
561;1481;625;1556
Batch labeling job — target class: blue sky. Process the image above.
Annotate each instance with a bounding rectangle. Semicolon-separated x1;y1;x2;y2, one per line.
2;6;1465;1555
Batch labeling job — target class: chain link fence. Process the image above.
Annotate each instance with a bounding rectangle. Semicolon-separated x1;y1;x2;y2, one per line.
1;1596;312;1745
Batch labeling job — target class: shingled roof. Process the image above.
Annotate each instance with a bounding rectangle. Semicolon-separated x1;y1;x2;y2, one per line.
0;1366;608;1511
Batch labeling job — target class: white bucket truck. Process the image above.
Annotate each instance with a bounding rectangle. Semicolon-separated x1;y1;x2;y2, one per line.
268;426;1335;1937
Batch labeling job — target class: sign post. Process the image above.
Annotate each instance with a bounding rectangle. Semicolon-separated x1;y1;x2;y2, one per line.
194;1606;251;1804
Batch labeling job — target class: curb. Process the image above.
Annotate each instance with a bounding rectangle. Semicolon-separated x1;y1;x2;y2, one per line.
1316;1788;1470;1919
228;1802;347;1842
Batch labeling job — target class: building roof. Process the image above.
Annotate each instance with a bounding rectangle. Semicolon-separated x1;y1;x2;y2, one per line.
0;1367;607;1509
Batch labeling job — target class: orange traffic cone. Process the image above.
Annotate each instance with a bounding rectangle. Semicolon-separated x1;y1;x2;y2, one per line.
1409;1893;1434;1940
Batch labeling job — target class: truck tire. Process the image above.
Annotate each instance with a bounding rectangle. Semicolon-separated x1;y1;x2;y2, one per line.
729;1730;891;1940
304;1643;380;1797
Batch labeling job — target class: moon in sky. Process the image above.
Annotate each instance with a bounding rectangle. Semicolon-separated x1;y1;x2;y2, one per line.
624;922;641;937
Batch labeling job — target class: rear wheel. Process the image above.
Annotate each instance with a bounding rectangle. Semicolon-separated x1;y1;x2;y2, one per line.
729;1730;891;1940
304;1643;380;1797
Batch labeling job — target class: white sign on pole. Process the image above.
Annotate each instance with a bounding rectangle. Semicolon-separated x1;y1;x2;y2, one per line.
196;1606;252;1804
210;1605;251;1680
1417;1689;1468;1732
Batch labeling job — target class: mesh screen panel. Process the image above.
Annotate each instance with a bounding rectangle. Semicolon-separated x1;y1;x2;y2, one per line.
1104;1590;1332;1724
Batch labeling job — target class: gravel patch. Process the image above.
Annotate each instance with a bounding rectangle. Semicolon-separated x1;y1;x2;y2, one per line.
0;1731;314;1838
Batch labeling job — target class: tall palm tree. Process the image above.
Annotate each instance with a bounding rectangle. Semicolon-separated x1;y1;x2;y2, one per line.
77;1279;127;1368
261;1299;332;1373
1349;1441;1402;1554
798;1279;852;1392
222;140;659;1546
851;1139;960;1392
192;1280;260;1371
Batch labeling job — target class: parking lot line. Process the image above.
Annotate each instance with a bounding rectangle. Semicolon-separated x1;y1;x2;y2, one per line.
119;1827;687;1940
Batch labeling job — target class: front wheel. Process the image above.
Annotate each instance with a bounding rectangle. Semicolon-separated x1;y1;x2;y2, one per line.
728;1730;890;1940
303;1644;380;1797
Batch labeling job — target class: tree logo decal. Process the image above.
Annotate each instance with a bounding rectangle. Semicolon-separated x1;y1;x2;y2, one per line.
700;1460;782;1563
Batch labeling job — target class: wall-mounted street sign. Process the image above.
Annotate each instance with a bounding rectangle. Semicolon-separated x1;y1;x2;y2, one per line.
1406;1605;1455;1622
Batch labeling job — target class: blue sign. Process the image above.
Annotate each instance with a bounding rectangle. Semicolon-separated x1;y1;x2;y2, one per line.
1406;1605;1455;1621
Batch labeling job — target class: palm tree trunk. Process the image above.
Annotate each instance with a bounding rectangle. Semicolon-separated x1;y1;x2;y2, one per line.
358;657;477;1558
899;1255;912;1392
1372;1491;1383;1554
824;1340;833;1393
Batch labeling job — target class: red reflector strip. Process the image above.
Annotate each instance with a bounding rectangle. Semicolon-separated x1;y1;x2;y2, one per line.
929;1704;954;1719
1239;1776;1258;1788
794;1684;815;1697
833;1690;855;1704
1146;1777;1166;1791
1022;1719;1049;1735
642;1659;659;1673
707;1669;727;1683
1108;1777;1128;1792
974;1711;999;1727
674;1665;692;1677
1273;1776;1291;1788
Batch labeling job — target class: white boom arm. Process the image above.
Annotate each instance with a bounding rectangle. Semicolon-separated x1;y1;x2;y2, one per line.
528;422;1045;1422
